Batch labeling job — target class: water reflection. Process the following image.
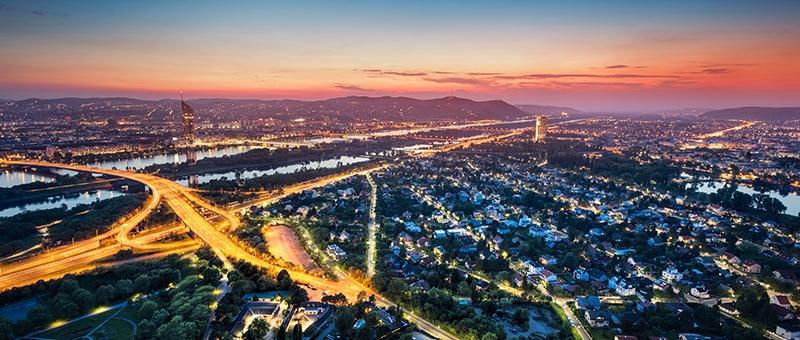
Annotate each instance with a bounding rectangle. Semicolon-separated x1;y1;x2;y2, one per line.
87;145;262;170
0;170;56;188
687;180;800;216
177;156;370;186
0;189;128;218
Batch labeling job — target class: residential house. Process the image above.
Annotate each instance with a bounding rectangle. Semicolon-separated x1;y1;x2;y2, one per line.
585;310;609;328
741;260;761;274
576;296;601;310
774;270;798;283
773;296;793;309
775;322;800;340
326;244;347;260
718;302;739;316
662;266;683;284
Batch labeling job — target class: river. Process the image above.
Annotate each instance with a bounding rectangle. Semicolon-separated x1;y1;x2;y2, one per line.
176;155;370;186
3;146;361;217
0;189;128;218
688;180;800;216
0;169;55;188
86;145;264;170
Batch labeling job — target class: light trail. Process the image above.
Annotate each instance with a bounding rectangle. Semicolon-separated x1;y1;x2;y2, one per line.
365;173;377;278
0;158;457;338
698;120;754;139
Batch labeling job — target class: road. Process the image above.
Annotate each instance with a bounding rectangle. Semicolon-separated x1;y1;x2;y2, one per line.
333;268;459;340
698;120;754;139
0;159;456;338
365;173;378;278
230;163;390;214
414;186;591;340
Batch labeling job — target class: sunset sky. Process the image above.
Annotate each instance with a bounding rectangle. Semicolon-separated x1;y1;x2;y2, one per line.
1;0;798;112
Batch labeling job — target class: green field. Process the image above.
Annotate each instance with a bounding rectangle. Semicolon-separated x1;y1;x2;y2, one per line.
92;318;136;340
36;305;137;340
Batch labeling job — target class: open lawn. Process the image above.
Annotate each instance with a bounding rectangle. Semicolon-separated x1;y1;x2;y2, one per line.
36;305;137;340
92;318;136;340
0;297;39;322
38;310;116;339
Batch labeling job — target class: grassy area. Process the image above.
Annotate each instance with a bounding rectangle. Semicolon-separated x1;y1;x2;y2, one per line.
0;297;39;322
38;309;117;339
114;305;139;322
36;306;137;340
550;302;581;340
92;318;135;340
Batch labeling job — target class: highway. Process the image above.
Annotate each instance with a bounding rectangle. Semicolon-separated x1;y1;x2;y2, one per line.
1;160;453;334
698;120;755;139
0;154;461;338
231;163;390;214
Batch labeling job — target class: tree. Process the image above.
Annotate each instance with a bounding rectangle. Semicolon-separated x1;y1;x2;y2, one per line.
59;279;79;294
512;308;528;327
482;300;498;317
136;319;156;340
276;325;286;340
335;309;355;336
134;275;152;292
0;317;12;340
95;284;117;305
155;317;197;339
277;270;293;289
115;279;134;297
243;318;270;340
321;293;348;306
291;324;302;340
26;306;52;326
731;192;753;211
354;326;372;340
481;333;498;340
71;288;94;310
736;285;776;327
52;296;79;319
561;253;578;269
289;288;309;305
138;300;158;320
152;308;170;325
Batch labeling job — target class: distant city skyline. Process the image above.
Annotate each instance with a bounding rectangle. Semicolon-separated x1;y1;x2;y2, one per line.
1;0;799;111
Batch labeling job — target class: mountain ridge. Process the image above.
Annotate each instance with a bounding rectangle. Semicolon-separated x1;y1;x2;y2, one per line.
0;95;529;121
701;106;800;121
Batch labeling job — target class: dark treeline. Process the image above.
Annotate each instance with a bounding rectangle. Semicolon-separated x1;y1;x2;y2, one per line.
200;162;379;205
48;193;147;242
144;138;400;176
0;194;146;257
0;172;96;201
0;255;200;338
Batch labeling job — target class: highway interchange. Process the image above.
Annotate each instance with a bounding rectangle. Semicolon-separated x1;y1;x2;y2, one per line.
0;125;557;340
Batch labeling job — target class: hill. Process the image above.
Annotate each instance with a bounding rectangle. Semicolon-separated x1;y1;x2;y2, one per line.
0;96;529;122
701;107;800;121
515;104;582;117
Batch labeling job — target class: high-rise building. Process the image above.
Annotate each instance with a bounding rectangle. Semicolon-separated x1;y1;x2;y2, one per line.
535;116;547;142
181;93;195;143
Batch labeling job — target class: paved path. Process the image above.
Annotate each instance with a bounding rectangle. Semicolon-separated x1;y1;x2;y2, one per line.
22;301;128;339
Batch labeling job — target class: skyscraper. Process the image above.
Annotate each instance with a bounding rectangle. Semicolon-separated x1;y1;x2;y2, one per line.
181;93;195;143
535;116;547;142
